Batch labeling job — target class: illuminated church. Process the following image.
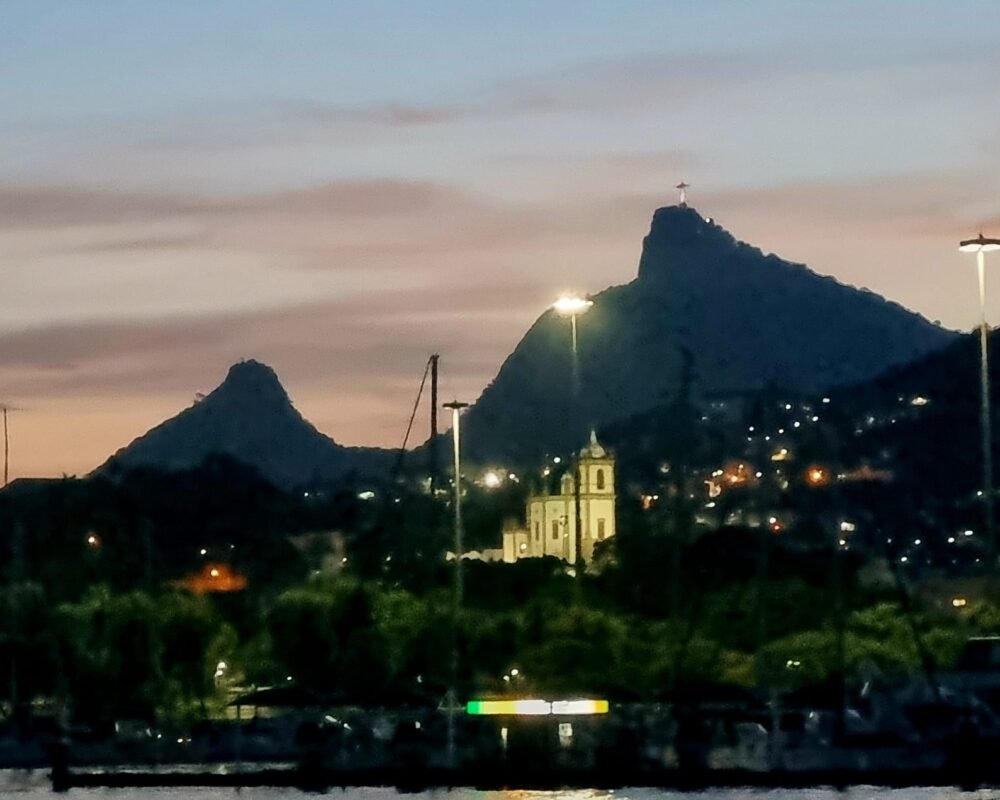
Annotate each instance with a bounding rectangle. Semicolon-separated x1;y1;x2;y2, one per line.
503;431;616;565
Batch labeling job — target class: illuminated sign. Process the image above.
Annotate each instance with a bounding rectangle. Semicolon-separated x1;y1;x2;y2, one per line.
551;699;609;715
466;699;609;716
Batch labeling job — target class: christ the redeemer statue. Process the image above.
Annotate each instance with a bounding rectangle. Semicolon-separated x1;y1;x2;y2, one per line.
676;182;690;205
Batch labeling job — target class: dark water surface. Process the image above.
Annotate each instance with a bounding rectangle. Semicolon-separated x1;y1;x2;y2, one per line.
0;775;996;800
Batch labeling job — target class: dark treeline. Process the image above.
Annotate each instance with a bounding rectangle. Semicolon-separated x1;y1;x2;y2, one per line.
0;455;996;737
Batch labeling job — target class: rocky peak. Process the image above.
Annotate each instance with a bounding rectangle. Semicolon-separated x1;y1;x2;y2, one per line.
99;359;392;488
637;204;738;283
211;359;291;410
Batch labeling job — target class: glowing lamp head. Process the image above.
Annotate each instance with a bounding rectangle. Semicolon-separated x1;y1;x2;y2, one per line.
959;234;1000;253
805;465;830;487
553;296;594;316
483;470;502;489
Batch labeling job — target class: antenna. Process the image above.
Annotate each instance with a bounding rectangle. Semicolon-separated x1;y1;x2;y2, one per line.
429;354;439;492
3;407;8;488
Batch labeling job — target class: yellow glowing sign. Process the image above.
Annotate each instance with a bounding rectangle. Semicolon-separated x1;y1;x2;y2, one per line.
466;698;609;716
466;700;550;716
551;699;609;715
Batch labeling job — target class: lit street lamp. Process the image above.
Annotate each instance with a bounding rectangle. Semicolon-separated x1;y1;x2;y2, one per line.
442;399;468;769
553;295;593;569
960;233;1000;566
553;295;594;399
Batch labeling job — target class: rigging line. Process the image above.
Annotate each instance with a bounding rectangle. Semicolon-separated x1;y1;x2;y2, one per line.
393;356;433;479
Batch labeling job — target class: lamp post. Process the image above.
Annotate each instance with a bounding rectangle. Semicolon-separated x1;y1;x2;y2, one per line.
443;399;468;769
553;295;593;570
2;407;8;487
960;234;1000;568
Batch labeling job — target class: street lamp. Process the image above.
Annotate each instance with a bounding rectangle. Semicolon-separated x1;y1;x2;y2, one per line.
960;233;1000;567
553;295;594;400
553;295;593;570
443;399;468;769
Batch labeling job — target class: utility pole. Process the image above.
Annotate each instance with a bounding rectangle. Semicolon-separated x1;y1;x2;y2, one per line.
8;520;22;731
570;313;585;571
429;355;439;494
960;234;1000;570
3;407;9;488
443;399;468;770
553;296;593;574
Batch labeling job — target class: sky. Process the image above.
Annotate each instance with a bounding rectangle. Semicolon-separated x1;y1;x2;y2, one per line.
2;0;1000;479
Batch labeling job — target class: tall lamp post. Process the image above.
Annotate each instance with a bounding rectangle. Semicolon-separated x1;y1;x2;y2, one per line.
443;399;468;768
553;295;593;571
960;233;1000;568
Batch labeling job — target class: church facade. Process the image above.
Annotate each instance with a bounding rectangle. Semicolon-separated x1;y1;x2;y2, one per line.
503;432;616;565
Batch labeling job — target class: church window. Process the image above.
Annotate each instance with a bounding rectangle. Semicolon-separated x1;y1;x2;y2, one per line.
552;520;559;540
596;469;606;490
534;522;540;540
597;518;606;539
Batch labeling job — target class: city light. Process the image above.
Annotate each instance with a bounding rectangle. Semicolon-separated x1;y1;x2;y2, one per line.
805;465;830;486
952;596;968;608
483;470;502;489
178;563;248;594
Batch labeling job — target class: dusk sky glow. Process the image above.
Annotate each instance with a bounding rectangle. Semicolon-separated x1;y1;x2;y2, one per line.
3;1;1000;478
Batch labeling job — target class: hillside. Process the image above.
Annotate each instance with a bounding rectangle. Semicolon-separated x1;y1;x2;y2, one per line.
99;360;391;488
462;204;955;463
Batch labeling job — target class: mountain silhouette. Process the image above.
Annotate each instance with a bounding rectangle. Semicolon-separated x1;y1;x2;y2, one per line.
462;204;956;463
100;360;390;488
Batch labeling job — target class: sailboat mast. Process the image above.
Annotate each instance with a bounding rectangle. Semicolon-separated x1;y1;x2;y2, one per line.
429;354;439;493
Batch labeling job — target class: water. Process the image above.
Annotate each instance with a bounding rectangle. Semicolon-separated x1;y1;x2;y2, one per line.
0;776;995;800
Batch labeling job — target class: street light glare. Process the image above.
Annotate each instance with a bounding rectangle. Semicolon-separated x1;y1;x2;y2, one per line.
553;295;594;316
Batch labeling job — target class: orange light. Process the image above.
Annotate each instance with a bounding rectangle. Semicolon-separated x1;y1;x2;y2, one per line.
177;562;247;594
805;465;830;487
952;596;968;608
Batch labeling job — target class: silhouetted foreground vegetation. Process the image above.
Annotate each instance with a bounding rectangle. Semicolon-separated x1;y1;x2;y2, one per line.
0;459;996;736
